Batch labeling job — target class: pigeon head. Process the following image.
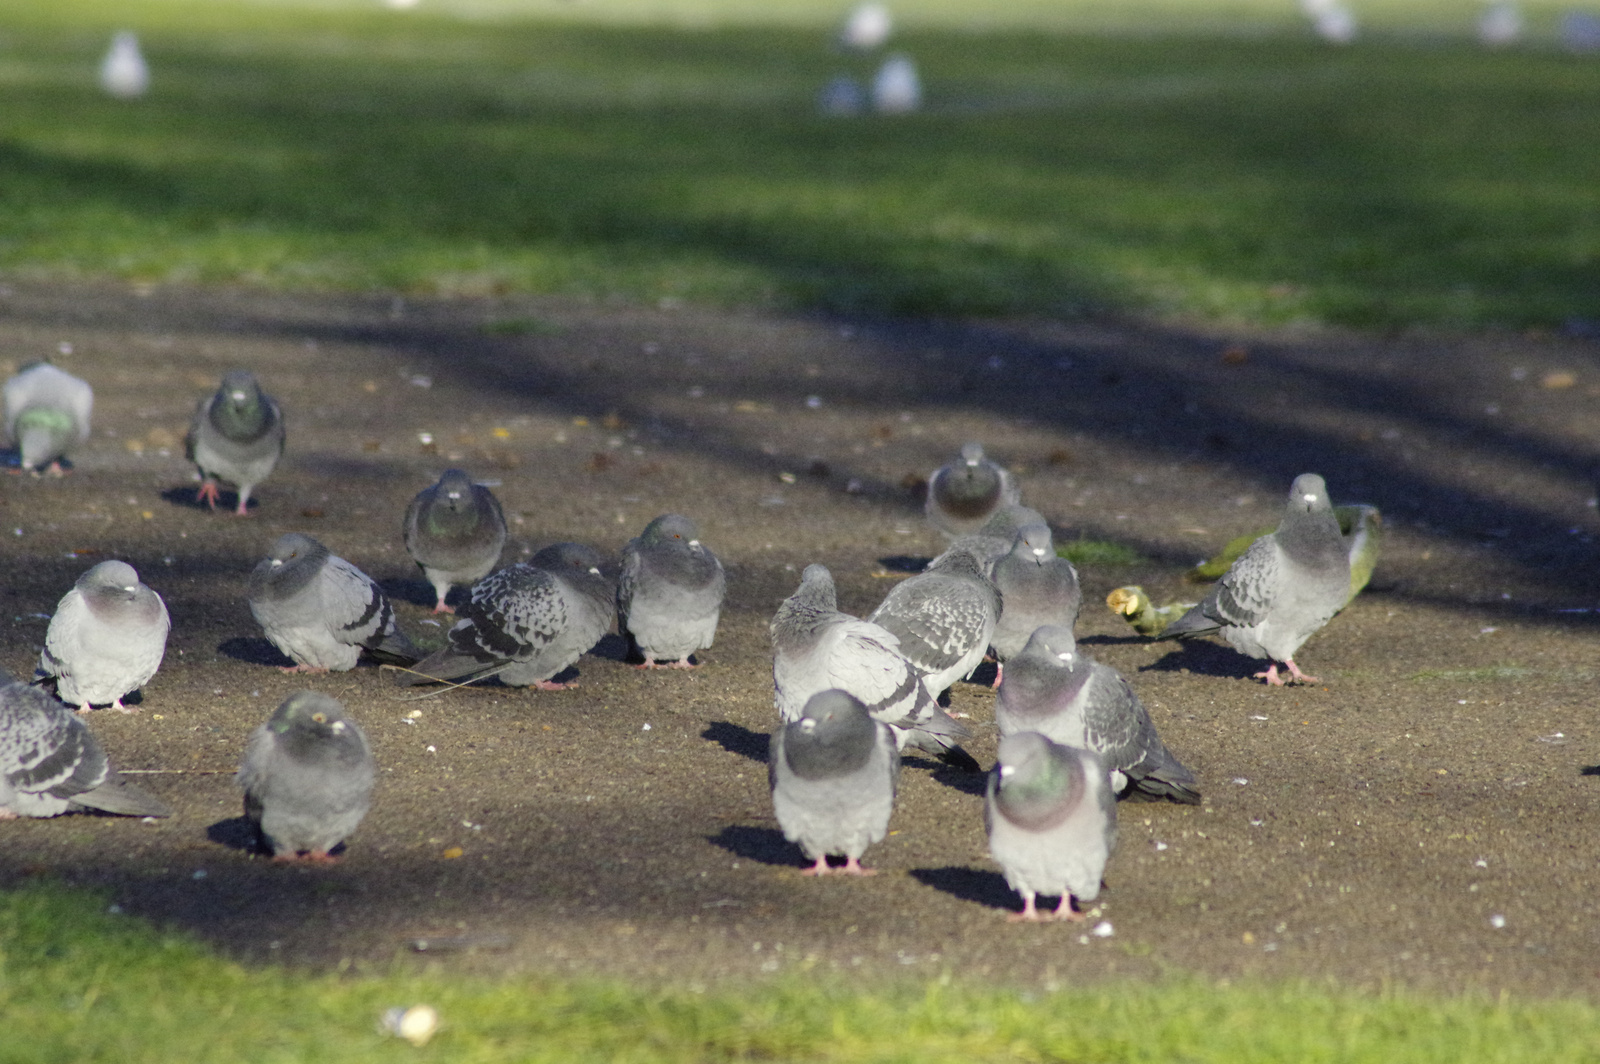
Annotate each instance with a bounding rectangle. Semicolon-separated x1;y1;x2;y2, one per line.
991;731;1084;831
252;533;330;598
926;545;984;578
530;541;607;578
935;442;1004;519
784;689;879;779
265;691;364;759
1020;624;1078;665
1288;473;1333;515
977;504;1047;541
433;469;476;511
211;371;274;440
640;513;701;549
797;564;838;608
1009;523;1055;566
77;561;146;610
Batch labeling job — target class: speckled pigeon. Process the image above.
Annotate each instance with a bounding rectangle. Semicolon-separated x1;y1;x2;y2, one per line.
769;689;900;875
237;691;374;861
185;370;284;516
866;546;999;696
925;442;1021;537
617;513;726;668
989;524;1082;665
403;468;507;613
36;560;169;713
4;362;92;475
930;503;1049;577
0;680;170;818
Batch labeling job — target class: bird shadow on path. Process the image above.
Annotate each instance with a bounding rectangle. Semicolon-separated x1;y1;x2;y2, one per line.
917;759;989;796
160;485;255;514
217;636;295;668
1138;641;1261;681
706;825;804;869
908;866;1016;916
702;721;769;764
206;816;263;855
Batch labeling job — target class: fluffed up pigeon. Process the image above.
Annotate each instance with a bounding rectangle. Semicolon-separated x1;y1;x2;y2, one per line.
769;689;900;875
866;546;999;696
771;563;979;771
403;469;507;613
989;524;1082;667
0;680;170;818
186;370;285;515
617;513;726;668
399;542;615;690
1162;473;1350;685
4;362;92;475
986;731;1117;922
926;442;1021;538
248;533;420;673
996;625;1199;804
36;560;169;713
237;691;374;861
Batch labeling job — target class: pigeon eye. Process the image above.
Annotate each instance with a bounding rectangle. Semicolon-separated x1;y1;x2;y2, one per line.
312;712;326;723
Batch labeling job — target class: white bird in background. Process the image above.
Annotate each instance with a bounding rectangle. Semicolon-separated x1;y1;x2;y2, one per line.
99;31;150;100
1478;1;1523;46
871;53;921;114
1301;0;1358;44
384;0;421;9
839;3;892;52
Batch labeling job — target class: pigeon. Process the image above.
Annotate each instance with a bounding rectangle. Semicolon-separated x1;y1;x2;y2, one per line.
986;731;1117;922
996;625;1200;804
769;689;900;875
838;2;892;51
771;564;979;770
0;680;170;818
237;691;374;861
1479;1;1522;46
185;370;285;516
617;513;726;668
866;546;999;696
4;362;92;475
926;443;1021;538
1162;473;1351;686
99;30;150;99
871;53;921;114
989;524;1082;666
248;533;420;673
1302;0;1357;42
930;503;1050;576
399;542;615;690
402;469;507;613
36;560;169;713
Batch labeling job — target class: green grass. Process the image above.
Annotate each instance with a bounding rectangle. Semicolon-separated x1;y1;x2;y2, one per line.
1061;538;1148;567
1;0;1598;325
5;880;1600;1063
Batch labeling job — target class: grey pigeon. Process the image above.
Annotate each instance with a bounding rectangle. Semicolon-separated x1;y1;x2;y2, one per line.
0;680;170;818
4;362;92;475
769;689;900;875
402;468;507;613
866;546;999;696
1162;473;1350;685
185;370;284;515
930;503;1049;577
248;533;420;673
926;442;1021;537
771;563;979;771
36;560;169;713
617;513;726;668
237;690;374;861
400;542;615;690
989;524;1082;665
996;625;1199;804
986;731;1117;922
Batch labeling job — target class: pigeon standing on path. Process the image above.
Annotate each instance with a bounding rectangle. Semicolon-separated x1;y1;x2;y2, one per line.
866;546;999;697
989;524;1082;666
37;561;169;713
617;513;726;668
402;469;506;613
4;362;92;475
996;625;1199;804
986;731;1116;922
0;680;171;818
770;689;900;875
237;691;375;862
186;370;285;516
1162;473;1350;685
926;442;1021;538
248;533;419;673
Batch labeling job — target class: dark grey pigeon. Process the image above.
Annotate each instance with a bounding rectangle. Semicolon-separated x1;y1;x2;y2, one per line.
0;680;170;818
248;533;420;673
4;361;92;475
237;690;374;861
926;442;1021;537
996;625;1199;804
37;560;170;713
989;524;1082;666
185;370;285;516
1162;473;1350;685
403;469;507;614
617;513;726;668
399;542;615;690
986;731;1116;922
769;689;900;875
866;547;999;696
771;563;979;771
930;503;1050;577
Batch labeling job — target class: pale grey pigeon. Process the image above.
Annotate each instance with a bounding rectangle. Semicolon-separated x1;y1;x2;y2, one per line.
986;731;1116;921
36;560;169;713
248;533;420;673
237;690;374;861
0;680;170;818
930;503;1049;576
996;625;1199;804
838;2;891;51
769;689;900;875
925;442;1021;538
1162;473;1350;685
771;564;979;771
99;30;149;98
399;542;615;690
617;513;725;668
989;524;1082;665
403;468;506;613
4;362;92;475
186;370;285;516
866;546;999;696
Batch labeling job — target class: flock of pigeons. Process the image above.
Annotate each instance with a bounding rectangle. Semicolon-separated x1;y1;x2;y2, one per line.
0;357;1356;921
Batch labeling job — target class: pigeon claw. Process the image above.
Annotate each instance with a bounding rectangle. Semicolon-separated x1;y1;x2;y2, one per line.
801;856;832;876
532;679;577;691
279;664;330;675
196;480;223;510
837;856;875;876
431;601;456;615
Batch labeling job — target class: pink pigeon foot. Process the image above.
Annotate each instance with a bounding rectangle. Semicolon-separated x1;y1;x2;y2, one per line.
1253;663;1286;686
197;480;223;510
990;662;1004;688
110;698;137;714
1007;892;1044;922
1054;895;1087;922
532;679;577;691
74;703;94;715
1283;658;1320;684
0;808;19;820
636;657;698;670
801;856;832;876
837;856;875;876
431;600;456;615
279;664;330;675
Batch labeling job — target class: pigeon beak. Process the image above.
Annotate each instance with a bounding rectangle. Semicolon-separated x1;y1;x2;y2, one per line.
999;764;1015;778
588;567;601;576
270;558;283;568
447;491;461;500
688;539;700;547
123;585;136;593
800;718;817;732
1302;493;1318;504
1031;548;1045;559
331;720;346;734
229;391;248;403
1058;652;1071;661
